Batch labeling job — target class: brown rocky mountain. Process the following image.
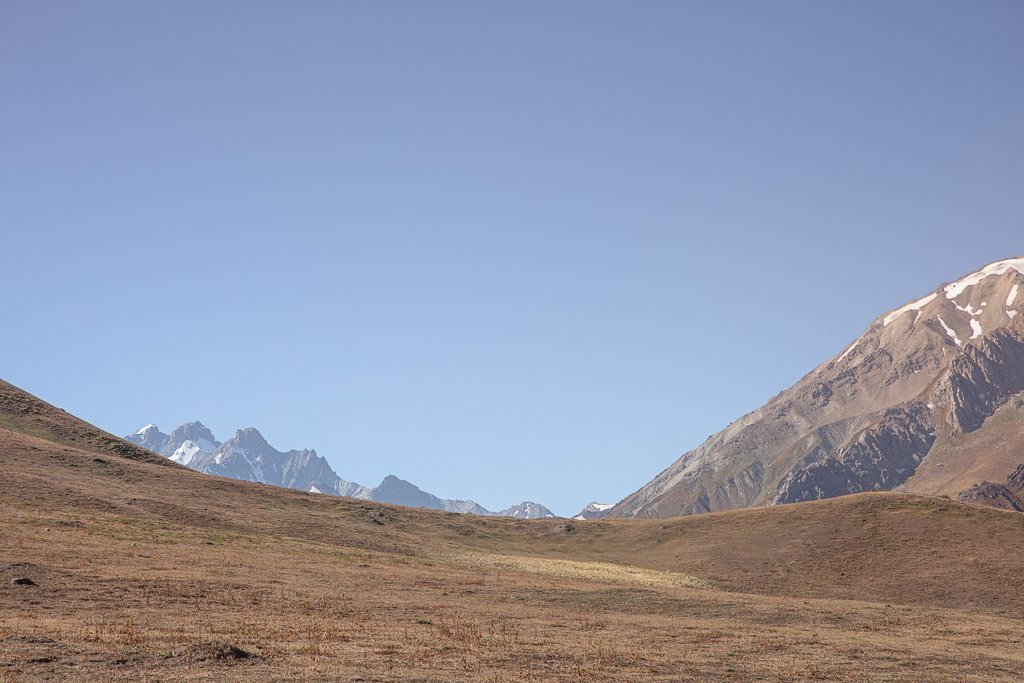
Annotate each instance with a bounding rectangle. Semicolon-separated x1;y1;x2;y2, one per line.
612;256;1024;518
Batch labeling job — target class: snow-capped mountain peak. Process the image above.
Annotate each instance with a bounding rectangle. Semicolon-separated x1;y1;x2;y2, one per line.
127;423;170;454
572;502;615;520
611;254;1024;519
164;421;220;458
880;255;1024;330
943;256;1024;300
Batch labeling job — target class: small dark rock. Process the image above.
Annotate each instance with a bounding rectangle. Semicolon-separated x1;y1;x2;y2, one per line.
12;577;37;586
368;510;390;525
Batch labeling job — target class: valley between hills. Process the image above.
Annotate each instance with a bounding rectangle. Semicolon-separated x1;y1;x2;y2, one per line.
3;378;1024;681
6;257;1024;681
6;3;1024;680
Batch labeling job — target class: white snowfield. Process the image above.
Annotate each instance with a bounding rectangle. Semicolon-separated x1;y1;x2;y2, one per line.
883;293;937;327
943;257;1024;300
881;257;1024;329
135;423;158;435
169;440;211;467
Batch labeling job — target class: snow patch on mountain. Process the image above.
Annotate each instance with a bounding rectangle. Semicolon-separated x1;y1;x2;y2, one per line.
944;258;1024;300
937;316;962;347
572;501;616;520
169;440;210;466
837;339;860;362
883;293;937;327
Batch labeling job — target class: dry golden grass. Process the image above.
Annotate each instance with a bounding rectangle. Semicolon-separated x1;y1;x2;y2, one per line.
5;501;1024;682
447;551;712;590
3;379;1024;680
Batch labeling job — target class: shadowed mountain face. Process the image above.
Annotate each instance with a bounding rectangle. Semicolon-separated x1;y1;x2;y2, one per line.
124;423;556;518
613;256;1024;519
958;464;1024;511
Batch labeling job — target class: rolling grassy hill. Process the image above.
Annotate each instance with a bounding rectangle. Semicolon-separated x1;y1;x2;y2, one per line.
2;379;1023;681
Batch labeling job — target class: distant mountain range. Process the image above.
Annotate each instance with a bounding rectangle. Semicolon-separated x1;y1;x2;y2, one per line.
610;255;1024;518
124;257;1024;523
125;423;556;518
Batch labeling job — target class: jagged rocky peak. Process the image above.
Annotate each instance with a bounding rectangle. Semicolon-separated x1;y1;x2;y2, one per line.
373;474;415;498
227;426;270;449
164;421;219;452
159;421;221;465
168;420;217;441
128;423;169;453
610;255;1024;520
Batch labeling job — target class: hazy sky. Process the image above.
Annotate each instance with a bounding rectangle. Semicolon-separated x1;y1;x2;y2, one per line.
2;1;1022;515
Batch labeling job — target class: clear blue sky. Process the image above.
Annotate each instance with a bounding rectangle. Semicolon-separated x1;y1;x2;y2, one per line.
2;1;1022;516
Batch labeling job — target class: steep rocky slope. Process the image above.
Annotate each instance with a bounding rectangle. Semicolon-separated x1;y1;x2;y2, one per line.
612;256;1024;518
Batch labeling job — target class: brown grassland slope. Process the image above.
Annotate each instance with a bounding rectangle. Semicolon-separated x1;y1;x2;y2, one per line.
2;379;1024;681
